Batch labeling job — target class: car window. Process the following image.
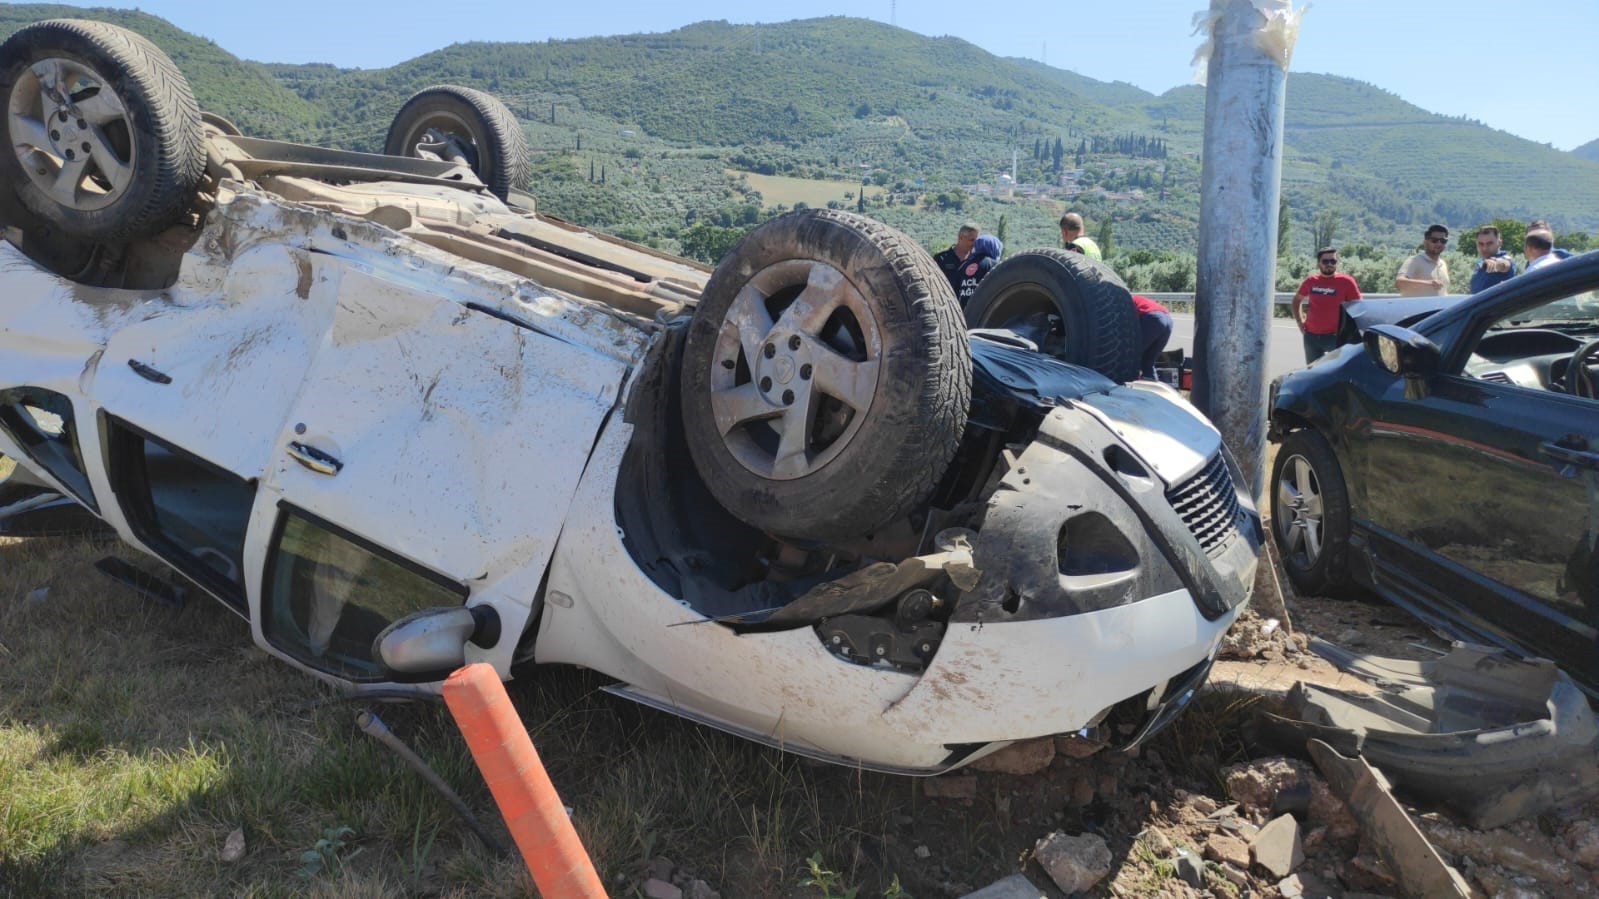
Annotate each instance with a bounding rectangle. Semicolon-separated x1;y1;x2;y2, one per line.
0;388;98;511
1464;290;1599;393
263;505;468;681
106;417;255;610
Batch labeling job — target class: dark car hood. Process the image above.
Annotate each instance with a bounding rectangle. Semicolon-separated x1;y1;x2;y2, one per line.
1336;295;1466;344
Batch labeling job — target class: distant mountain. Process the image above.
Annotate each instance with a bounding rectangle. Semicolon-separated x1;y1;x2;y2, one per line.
3;7;1597;254
1575;138;1599;162
0;5;326;139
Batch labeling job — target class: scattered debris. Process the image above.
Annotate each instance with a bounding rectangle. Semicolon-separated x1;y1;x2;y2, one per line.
220;828;246;864
1249;814;1304;878
970;738;1055;776
959;873;1047;898
1219;608;1309;661
1172;847;1205;888
1262;642;1599;828
1031;831;1110;895
1203;832;1249;869
1223;756;1359;841
1307;739;1473;897
23;586;48;606
914;845;931;860
1137;826;1174;857
1420;816;1578;888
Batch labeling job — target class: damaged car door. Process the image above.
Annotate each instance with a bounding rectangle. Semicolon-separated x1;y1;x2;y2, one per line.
1360;275;1599;685
244;234;633;684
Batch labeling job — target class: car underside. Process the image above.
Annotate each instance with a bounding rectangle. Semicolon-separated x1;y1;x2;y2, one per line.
0;18;1262;773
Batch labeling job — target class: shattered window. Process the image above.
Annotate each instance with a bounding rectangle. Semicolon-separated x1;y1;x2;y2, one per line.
264;505;467;681
106;418;254;611
0;387;97;511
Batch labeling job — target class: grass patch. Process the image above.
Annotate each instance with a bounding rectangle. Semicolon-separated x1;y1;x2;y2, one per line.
733;170;886;210
0;528;1025;897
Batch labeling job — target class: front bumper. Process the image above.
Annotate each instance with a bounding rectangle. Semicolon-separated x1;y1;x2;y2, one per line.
952;401;1261;626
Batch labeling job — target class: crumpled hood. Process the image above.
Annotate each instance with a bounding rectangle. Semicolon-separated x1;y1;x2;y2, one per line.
1076;382;1220;487
968;333;1220;487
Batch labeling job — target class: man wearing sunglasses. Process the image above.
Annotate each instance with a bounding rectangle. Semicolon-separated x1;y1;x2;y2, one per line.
1395;224;1452;296
1292;247;1362;363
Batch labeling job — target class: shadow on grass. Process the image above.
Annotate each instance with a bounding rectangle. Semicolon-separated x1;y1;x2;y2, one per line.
0;529;1249;897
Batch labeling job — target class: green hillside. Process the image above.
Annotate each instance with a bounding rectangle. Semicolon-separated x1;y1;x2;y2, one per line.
0;6;326;139
1575;138;1599;162
2;6;1596;266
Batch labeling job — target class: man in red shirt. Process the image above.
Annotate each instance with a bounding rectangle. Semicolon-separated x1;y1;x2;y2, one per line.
1291;247;1362;363
1131;293;1172;381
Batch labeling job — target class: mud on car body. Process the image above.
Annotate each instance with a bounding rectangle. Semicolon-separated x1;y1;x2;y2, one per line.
0;19;1260;773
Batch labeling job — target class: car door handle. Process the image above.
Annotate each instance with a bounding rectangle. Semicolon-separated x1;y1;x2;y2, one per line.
287;441;343;476
1539;441;1599;473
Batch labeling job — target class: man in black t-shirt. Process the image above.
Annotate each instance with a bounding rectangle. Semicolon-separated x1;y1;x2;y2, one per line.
933;223;978;296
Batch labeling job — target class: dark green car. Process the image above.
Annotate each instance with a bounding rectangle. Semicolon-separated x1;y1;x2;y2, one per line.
1268;252;1599;689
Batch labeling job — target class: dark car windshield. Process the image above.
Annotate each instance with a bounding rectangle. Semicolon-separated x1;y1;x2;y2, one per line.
1491;290;1599;332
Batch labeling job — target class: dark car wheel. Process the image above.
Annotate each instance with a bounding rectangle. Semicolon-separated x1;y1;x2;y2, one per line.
1270;429;1354;597
0;19;204;243
962;248;1140;383
384;85;531;202
680;209;971;542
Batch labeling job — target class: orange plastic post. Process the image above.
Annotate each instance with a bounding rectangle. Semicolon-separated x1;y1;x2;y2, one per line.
443;663;608;898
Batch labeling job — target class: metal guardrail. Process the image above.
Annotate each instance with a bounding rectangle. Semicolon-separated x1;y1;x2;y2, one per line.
1143;292;1402;307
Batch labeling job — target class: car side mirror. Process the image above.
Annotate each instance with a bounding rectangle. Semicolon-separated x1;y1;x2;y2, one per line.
1364;324;1441;377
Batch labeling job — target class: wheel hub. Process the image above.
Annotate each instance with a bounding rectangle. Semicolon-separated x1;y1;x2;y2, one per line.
47;109;90;157
1276;453;1323;563
9;56;135;212
706;259;883;481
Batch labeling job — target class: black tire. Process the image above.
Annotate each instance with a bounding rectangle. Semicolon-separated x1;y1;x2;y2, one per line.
1269;429;1354;597
680;209;971;542
384;85;531;201
962;249;1140;383
0;19;204;243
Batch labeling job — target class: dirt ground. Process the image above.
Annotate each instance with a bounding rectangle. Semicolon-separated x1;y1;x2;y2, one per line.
849;547;1598;899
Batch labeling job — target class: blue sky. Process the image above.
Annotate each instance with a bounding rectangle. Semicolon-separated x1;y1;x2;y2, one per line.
42;0;1599;150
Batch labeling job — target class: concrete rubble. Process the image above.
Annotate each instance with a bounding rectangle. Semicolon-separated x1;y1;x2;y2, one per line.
1031;831;1110;895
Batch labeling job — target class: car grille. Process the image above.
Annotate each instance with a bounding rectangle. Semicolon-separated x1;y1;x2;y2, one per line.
1166;453;1240;559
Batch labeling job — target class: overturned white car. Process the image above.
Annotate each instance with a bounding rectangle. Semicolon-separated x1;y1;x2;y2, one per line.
0;20;1260;772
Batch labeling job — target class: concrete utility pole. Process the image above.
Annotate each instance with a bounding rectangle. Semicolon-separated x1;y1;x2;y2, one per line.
1192;0;1299;499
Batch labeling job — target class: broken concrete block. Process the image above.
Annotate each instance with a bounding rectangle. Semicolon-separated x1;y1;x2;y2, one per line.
958;873;1047;898
1278;871;1338;899
1224;756;1358;840
1137;826;1174;857
1250;814;1305;878
1032;831;1111;895
1203;833;1249;870
1173;847;1205;888
970;738;1055;775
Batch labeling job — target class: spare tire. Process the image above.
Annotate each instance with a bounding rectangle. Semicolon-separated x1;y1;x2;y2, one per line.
680;209;971;542
384;85;531;201
0;19;204;243
963;249;1140;383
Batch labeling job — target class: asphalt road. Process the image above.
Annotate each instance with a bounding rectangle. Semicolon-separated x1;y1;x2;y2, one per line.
1168;312;1308;384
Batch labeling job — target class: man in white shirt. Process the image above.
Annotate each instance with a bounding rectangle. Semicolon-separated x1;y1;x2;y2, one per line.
1523;228;1572;273
1395;224;1451;296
